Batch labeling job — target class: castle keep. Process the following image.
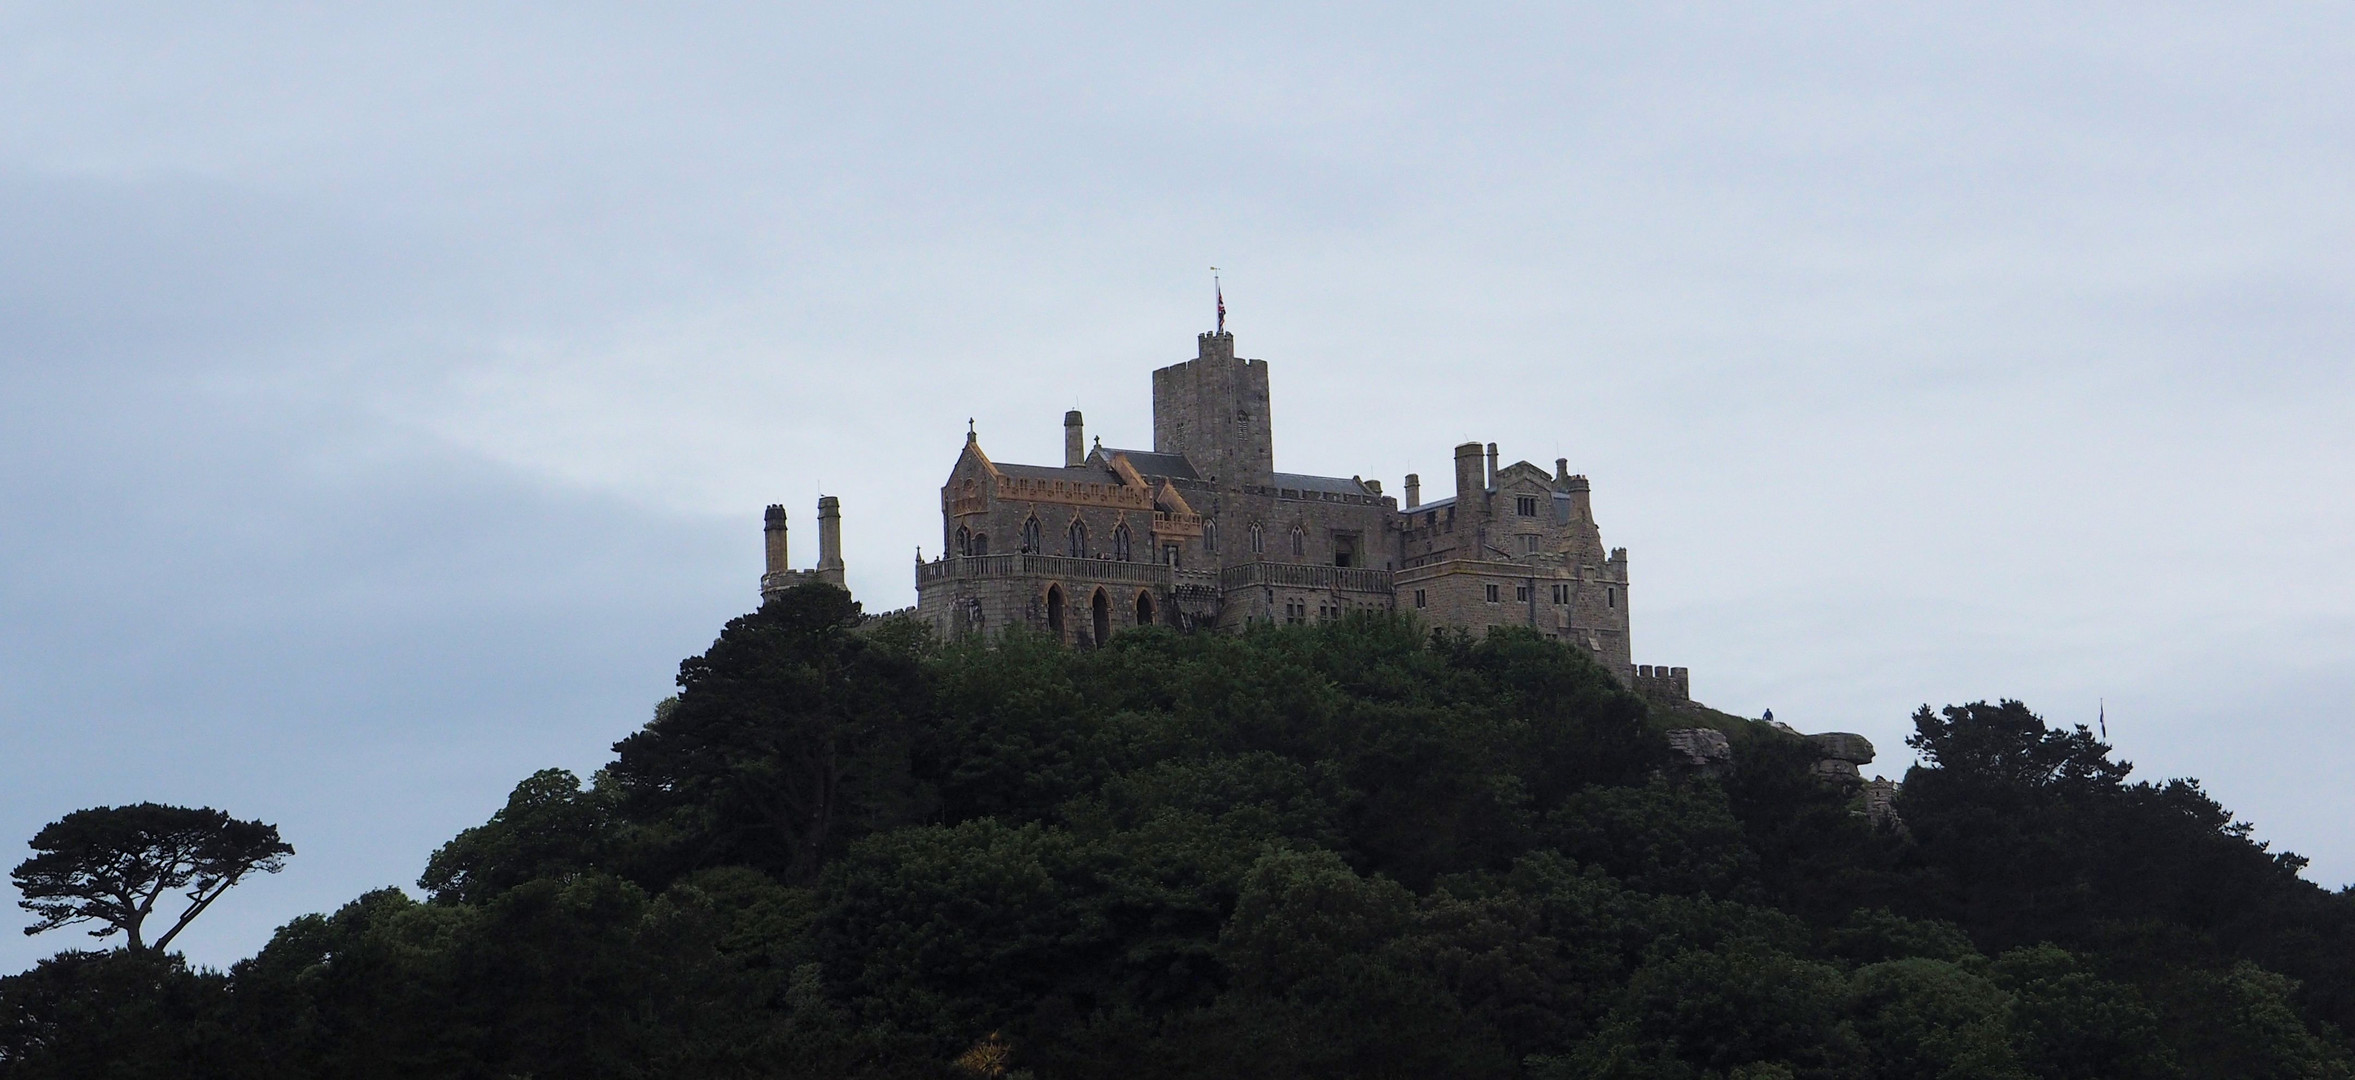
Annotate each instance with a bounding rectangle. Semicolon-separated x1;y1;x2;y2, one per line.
762;329;1691;700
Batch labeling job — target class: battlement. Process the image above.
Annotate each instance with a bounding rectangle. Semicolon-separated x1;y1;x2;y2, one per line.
1629;663;1691;704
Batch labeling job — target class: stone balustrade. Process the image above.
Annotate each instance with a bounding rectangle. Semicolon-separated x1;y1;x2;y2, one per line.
1218;561;1395;594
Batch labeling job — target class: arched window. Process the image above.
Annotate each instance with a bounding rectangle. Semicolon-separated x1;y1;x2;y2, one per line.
955;526;971;557
972;532;988;556
1112;524;1132;562
1067;520;1087;558
1022;516;1042;553
1203;519;1218;552
1291;527;1305;556
1249;523;1264;554
1135;591;1155;626
1046;585;1066;640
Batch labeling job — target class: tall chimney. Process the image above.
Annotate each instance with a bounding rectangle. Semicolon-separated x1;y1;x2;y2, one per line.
1555;458;1569;486
1485;443;1499;491
816;495;845;586
1404;473;1421;509
1064;410;1086;467
1454;442;1484;508
763;504;789;577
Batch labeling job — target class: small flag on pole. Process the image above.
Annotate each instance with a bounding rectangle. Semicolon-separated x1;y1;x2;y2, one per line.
1214;269;1225;333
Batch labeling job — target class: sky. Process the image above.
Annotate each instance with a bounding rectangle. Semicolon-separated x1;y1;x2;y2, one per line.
2;3;2351;973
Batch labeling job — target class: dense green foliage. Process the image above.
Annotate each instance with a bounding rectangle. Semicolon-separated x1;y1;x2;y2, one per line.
7;583;2354;1078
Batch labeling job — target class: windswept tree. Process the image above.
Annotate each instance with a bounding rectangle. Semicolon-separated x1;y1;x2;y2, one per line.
12;803;293;953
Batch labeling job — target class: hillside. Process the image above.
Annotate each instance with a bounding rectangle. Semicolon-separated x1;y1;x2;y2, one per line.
5;583;2352;1079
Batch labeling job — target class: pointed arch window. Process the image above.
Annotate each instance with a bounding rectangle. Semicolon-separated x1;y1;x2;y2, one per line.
1203;519;1218;552
971;532;988;555
955;526;972;557
1112;523;1132;562
1249;523;1265;554
1067;520;1088;558
1022;516;1042;553
1290;527;1305;556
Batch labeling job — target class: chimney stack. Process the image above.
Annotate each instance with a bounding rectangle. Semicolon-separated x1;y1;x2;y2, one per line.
816;496;845;586
1555;458;1570;486
1404;473;1421;509
1064;410;1086;467
763;504;789;578
1454;442;1484;508
1485;443;1499;491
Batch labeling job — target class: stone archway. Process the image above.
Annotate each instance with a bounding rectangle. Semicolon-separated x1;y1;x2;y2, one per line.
1135;590;1155;627
1045;584;1066;642
1091;588;1110;647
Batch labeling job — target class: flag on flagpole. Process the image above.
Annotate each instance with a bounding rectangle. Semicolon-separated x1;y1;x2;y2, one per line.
1216;277;1226;333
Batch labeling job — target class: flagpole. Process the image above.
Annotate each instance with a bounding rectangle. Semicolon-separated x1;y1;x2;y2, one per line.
1211;266;1223;334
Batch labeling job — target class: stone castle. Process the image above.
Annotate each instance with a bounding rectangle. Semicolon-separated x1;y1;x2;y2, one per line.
759;328;1694;703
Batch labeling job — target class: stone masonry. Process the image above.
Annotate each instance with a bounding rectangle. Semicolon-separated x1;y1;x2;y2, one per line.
762;328;1694;696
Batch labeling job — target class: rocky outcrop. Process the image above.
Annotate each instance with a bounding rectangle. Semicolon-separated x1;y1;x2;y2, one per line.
1807;732;1874;787
1664;728;1734;778
1808;732;1874;765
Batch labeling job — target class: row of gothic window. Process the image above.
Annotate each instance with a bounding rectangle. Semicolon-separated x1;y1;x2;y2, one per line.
956;516;1312;560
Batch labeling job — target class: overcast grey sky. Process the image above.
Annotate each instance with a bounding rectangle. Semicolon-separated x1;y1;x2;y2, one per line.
4;3;2351;972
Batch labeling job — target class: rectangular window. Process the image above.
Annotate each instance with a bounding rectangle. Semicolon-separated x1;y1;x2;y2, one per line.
1607;587;1615;608
1164;544;1180;567
1552;584;1568;604
1516;496;1538;517
1515;586;1531;602
1521;535;1539;554
1414;589;1427;608
1484;583;1500;603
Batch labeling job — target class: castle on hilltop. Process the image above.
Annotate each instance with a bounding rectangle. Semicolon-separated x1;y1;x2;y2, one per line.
760;328;1692;703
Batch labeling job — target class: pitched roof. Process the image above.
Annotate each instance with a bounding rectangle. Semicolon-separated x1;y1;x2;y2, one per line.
1101;448;1199;480
1274;472;1371;496
992;460;1122;484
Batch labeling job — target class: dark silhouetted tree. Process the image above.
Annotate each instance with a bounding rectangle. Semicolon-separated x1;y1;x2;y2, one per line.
12;804;292;953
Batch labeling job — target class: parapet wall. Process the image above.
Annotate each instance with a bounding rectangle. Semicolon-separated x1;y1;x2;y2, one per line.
1629;664;1691;704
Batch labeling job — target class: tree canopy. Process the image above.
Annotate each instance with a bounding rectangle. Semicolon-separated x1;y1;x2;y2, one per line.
11;804;292;954
5;584;2351;1079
